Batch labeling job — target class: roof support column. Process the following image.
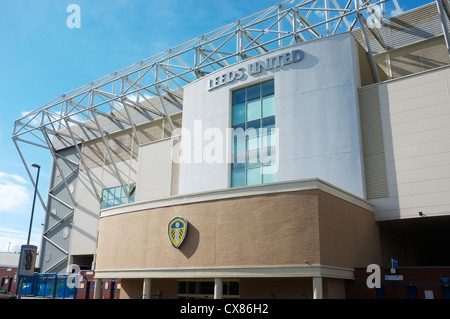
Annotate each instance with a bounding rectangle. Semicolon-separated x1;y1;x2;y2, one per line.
325;0;330;36
142;278;151;299
41;128;77;206
436;0;450;58
155;64;175;133
93;279;102;299
89;92;130;201
278;5;283;47
64;118;102;203
214;278;223;299
313;276;323;299
355;1;380;83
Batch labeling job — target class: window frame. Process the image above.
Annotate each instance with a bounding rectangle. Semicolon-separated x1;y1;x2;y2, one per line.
101;183;136;209
231;79;276;188
177;280;240;299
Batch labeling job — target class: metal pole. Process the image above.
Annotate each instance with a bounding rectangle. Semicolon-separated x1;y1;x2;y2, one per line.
27;164;40;245
17;276;23;299
18;163;40;299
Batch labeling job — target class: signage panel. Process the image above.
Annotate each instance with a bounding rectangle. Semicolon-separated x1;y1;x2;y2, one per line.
17;245;37;277
208;49;304;91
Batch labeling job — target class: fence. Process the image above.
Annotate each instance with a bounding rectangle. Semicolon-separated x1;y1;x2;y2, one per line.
18;273;78;299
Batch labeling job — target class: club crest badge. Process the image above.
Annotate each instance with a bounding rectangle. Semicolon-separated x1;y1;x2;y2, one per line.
168;217;188;248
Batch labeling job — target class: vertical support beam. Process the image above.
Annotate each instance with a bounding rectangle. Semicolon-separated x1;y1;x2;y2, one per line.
155;64;175;133
143;278;151;299
278;5;283;47
41;128;77;206
64;119;102;203
214;278;223;299
93;278;102;299
437;0;450;58
392;0;402;15
442;0;450;18
313;277;323;299
356;2;380;83
194;46;202;78
237;22;245;61
155;86;175;133
90;105;129;200
194;36;206;78
292;8;299;43
325;0;330;35
120;97;142;146
385;51;393;79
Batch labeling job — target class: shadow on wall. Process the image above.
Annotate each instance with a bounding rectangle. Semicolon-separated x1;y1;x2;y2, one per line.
179;222;199;258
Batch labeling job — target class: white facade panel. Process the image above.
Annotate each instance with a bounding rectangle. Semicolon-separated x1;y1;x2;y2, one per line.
71;158;138;255
136;139;174;202
70;168;100;255
179;33;366;198
371;67;450;220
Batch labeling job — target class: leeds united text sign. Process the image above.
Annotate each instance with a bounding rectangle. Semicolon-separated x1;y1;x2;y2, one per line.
207;49;304;91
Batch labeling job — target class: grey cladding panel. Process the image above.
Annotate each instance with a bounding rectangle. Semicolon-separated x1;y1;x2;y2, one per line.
359;85;389;199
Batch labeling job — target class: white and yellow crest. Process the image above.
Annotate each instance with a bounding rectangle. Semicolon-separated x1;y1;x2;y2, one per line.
168;217;188;248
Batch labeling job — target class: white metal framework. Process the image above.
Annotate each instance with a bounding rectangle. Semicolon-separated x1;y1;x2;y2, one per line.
11;0;444;270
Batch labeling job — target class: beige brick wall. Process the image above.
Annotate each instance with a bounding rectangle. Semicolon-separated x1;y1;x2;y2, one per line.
96;188;380;272
318;191;381;268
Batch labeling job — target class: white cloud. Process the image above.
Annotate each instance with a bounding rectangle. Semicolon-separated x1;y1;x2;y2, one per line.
0;171;43;252
313;9;327;20
389;7;404;17
0;227;26;253
0;171;31;213
0;226;41;253
20;110;41;127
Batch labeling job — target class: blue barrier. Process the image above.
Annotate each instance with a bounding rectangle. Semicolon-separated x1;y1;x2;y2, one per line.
20;273;77;299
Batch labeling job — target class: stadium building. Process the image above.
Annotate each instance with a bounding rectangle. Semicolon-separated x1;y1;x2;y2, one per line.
12;0;450;299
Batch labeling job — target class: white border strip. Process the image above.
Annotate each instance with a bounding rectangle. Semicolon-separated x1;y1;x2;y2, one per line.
95;264;354;280
100;178;373;218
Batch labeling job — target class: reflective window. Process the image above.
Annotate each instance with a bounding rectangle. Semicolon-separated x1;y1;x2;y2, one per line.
246;167;261;185
231;170;245;187
231;80;276;188
247;100;261;121
178;281;240;299
101;184;135;209
262;96;275;117
232;104;245;125
247;84;261;102
261;80;274;97
233;89;246;105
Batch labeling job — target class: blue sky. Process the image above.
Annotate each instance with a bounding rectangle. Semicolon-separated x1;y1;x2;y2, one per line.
0;0;433;254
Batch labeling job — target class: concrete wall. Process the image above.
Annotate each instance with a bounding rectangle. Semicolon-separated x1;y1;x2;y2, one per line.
179;33;366;198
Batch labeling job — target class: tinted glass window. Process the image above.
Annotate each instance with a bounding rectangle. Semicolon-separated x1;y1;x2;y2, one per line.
231;80;276;187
